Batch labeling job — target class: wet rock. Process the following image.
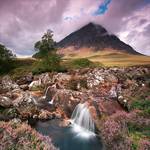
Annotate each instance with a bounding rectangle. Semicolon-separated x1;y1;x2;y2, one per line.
38;109;53;120
29;80;42;90
29;73;51;90
47;88;86;117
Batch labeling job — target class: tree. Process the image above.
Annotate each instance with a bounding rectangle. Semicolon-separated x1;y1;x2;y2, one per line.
0;44;15;73
32;30;64;74
34;29;55;58
0;44;15;61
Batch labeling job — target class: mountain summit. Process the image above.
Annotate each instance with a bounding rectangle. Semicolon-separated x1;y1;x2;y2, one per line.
57;22;140;55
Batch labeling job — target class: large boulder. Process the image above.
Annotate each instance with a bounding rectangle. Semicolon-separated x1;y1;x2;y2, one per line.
0;95;12;108
16;73;33;85
29;73;51;90
0;76;19;93
46;87;89;117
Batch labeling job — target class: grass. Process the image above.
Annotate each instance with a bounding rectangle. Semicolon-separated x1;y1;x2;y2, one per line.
8;58;36;79
1;49;150;79
62;50;150;67
128;122;150;150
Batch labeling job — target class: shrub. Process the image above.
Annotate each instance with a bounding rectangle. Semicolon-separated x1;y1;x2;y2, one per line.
32;54;66;74
130;99;150;117
71;58;94;69
131;99;150;110
0;44;16;74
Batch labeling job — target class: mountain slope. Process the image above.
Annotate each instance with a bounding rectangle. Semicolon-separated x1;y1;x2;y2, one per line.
57;22;141;55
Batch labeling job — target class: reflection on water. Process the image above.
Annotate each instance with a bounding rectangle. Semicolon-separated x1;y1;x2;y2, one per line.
34;119;104;150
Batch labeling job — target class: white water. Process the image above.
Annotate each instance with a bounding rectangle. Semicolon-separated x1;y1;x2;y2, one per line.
42;86;51;99
48;99;54;105
42;86;54;105
70;103;95;138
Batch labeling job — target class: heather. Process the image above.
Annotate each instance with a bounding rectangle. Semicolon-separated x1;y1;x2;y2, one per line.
99;110;150;150
0;120;58;150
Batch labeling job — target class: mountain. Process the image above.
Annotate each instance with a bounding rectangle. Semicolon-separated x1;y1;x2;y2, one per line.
57;22;141;55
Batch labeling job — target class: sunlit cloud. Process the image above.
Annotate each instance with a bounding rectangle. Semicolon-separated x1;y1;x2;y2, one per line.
0;0;149;56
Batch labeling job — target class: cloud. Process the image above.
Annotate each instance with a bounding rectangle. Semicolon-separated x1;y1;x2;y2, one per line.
0;0;71;56
0;0;150;56
116;4;150;55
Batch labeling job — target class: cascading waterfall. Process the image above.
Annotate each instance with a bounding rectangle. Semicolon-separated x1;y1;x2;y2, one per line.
70;103;95;137
42;86;54;104
42;86;51;99
48;98;54;105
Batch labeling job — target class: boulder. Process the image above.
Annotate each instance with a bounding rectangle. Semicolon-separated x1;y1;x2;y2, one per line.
20;84;29;90
38;109;53;120
16;73;33;85
0;96;12;108
1;76;19;91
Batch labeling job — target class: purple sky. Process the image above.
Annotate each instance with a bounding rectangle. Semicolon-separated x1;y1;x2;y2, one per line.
0;0;150;57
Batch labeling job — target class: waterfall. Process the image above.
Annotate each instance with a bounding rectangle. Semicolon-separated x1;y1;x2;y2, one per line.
48;99;54;105
71;103;95;136
42;86;51;99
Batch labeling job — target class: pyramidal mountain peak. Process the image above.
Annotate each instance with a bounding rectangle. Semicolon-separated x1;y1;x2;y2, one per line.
57;22;141;55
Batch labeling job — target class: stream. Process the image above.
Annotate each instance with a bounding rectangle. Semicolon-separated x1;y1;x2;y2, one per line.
33;119;104;150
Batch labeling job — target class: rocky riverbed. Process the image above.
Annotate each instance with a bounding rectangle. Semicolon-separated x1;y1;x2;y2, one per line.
0;66;150;150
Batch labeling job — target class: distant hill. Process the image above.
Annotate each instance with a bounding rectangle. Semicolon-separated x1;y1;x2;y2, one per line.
57;22;141;55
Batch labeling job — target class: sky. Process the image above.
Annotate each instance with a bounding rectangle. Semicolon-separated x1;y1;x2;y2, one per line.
0;0;150;57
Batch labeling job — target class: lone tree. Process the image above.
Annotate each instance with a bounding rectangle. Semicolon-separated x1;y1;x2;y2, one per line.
0;44;15;73
34;29;56;58
33;30;63;74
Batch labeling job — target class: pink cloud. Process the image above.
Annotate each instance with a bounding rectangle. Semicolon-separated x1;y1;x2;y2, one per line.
0;0;149;56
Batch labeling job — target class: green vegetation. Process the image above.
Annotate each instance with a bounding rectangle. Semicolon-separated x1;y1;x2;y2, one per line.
32;30;66;74
32;54;66;75
128;122;150;150
0;44;16;74
71;58;94;68
9;58;36;79
34;29;55;58
128;122;150;138
130;99;150;117
131;99;150;110
63;58;98;69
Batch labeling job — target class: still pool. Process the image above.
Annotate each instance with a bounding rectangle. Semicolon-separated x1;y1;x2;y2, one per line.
33;119;104;150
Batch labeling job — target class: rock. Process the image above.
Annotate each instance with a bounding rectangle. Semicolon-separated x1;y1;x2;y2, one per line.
46;88;86;117
29;80;42;90
38;109;53;120
109;86;117;98
13;91;38;107
20;84;29;90
0;96;12;108
11;118;22;124
1;76;19;91
16;73;33;85
40;73;51;85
